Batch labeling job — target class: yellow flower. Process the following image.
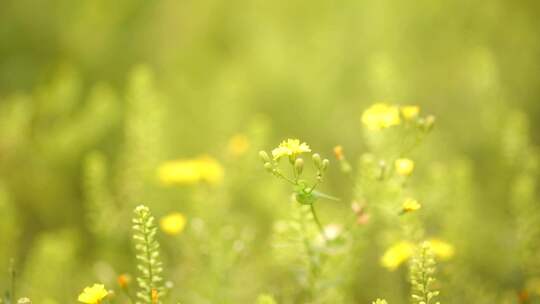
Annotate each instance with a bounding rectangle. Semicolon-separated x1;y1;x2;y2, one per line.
78;284;108;304
401;105;420;120
228;134;250;156
271;139;311;161
402;198;421;213
160;212;187;235
157;156;224;185
380;241;415;270
426;239;455;260
361;103;401;130
381;239;455;270
395;158;415;176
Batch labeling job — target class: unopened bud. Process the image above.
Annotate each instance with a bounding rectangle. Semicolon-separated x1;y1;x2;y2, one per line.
294;158;304;175
333;145;344;160
321;159;330;171
424;115;436;131
263;162;273;172
259;151;271;163
312;153;322;168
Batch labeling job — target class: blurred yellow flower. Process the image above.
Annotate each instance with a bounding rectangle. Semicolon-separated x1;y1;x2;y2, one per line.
158;156;224;185
271;139;311;160
381;241;415;270
402;198;421;213
427;239;455;260
78;284;108;304
361;103;401;130
401;105;420;120
395;158;415;176
160;212;187;235
381;239;455;270
228;134;250;156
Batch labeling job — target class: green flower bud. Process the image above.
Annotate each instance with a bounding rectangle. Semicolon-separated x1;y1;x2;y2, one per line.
321;159;330;171
263;162;273;172
259;151;271;163
312;153;322;168
424;115;436;132
294;158;304;175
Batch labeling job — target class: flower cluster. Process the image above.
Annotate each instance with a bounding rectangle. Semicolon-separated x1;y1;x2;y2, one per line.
361;102;434;131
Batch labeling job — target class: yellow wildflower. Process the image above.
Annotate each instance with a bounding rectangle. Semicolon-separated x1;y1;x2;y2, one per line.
426;239;455;260
157;156;224;185
151;288;159;304
160;212;187;235
381;239;455;270
271;139;311;161
395;158;415;176
78;284;108;304
380;241;415;270
228;134;250;156
402;198;421;213
361;103;401;130
401;105;420;120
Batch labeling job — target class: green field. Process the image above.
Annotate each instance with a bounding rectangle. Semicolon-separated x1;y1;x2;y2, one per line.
1;1;540;303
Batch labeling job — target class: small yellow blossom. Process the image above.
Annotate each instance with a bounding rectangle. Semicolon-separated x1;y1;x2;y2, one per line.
361;103;401;130
160;212;187;235
395;158;415;176
228;134;250;156
402;198;421;213
401;105;420;120
78;284;108;304
271;139;311;161
426;239;455;260
381;241;415;270
158;156;224;185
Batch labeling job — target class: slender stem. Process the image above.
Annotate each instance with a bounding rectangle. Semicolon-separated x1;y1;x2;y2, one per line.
9;259;15;302
310;204;327;241
273;170;297;185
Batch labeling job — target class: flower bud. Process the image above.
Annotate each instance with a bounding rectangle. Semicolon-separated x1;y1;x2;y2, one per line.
259;151;271;163
312;153;322;168
321;159;330;171
263;162;273;172
294;158;304;175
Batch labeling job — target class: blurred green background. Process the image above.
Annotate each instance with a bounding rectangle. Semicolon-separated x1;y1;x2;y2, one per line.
1;0;540;303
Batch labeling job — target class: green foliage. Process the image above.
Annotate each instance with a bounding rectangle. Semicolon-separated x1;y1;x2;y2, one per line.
409;243;440;304
133;205;165;304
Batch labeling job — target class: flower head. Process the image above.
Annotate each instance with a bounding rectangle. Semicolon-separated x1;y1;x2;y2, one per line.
160;212;187;235
395;158;415;176
78;284;108;304
361;103;401;130
381;241;415;270
401;105;420;120
158;156;224;185
381;239;454;270
402;198;421;213
271;139;311;161
427;239;455;260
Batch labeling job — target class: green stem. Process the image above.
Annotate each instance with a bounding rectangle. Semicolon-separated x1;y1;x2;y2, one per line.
310;204;327;241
